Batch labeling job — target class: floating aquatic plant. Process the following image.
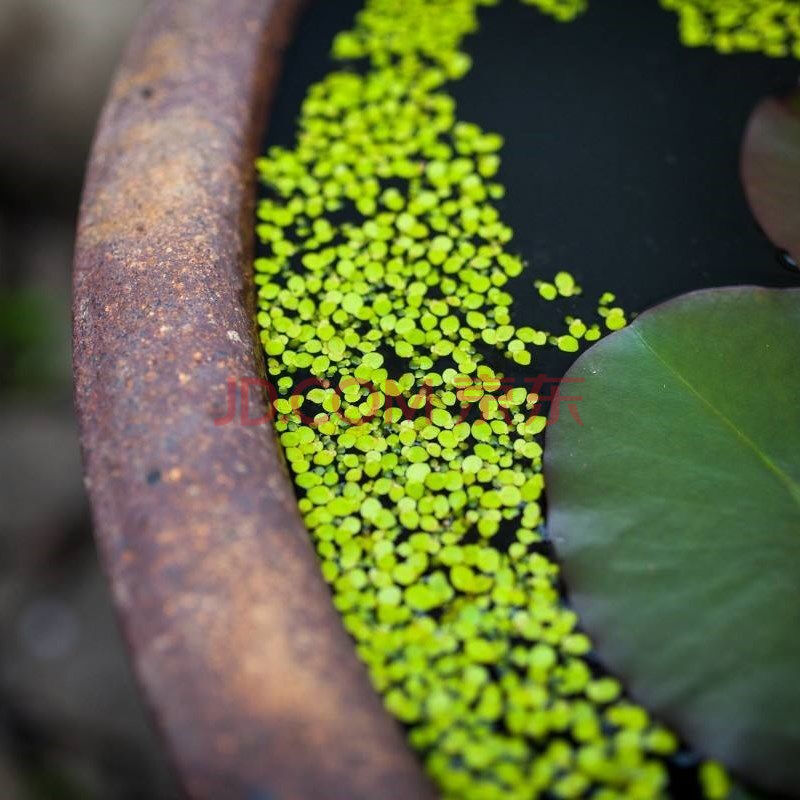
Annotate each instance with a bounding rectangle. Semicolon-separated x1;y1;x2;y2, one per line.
520;0;587;22
254;1;740;797
500;0;800;59
660;0;800;58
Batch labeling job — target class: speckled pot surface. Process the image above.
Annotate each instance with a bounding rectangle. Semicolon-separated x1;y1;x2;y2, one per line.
72;2;435;798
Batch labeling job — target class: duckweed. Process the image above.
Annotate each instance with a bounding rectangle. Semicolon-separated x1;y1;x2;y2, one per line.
660;0;800;58
501;0;800;59
700;761;732;800
535;280;558;301
256;1;730;797
520;0;587;21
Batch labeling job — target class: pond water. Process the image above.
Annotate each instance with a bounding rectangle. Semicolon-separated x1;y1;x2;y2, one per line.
455;0;799;378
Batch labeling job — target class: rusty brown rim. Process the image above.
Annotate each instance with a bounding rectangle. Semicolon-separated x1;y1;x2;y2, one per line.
72;1;435;798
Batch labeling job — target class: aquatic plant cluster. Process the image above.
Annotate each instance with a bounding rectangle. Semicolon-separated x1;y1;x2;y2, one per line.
254;1;738;798
660;0;800;58
520;0;587;22
524;0;800;58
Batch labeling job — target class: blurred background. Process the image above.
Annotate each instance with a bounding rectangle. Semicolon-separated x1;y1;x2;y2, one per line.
0;0;179;796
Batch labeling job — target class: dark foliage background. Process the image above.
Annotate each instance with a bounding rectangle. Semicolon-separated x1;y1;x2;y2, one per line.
0;1;178;796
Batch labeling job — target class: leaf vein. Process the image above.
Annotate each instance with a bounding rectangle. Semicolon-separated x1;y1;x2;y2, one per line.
632;328;800;509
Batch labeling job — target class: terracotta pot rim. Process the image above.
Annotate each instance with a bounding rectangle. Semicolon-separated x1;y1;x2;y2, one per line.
72;1;434;797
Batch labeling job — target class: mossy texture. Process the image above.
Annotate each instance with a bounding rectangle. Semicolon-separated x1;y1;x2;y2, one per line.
255;2;732;798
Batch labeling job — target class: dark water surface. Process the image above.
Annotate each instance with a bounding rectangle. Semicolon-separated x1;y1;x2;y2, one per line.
264;0;364;149
455;0;800;377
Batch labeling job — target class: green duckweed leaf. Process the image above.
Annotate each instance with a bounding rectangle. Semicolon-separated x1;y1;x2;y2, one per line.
741;92;800;269
545;286;800;797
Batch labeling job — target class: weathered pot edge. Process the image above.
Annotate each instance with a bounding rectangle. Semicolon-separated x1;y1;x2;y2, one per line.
72;1;435;798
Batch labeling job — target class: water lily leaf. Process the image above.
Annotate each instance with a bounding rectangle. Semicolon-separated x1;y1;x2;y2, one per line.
545;286;800;797
741;93;800;268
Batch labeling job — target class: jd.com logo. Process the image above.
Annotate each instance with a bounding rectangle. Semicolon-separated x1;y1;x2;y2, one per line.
214;375;584;428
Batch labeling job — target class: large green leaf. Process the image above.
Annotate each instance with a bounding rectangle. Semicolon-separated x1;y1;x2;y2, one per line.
544;286;800;797
741;93;800;269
